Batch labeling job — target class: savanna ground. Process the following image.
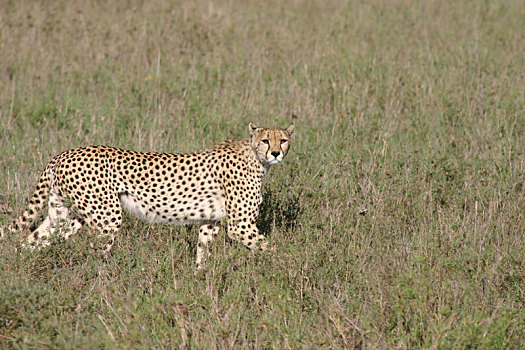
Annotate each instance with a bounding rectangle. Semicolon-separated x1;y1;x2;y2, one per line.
1;0;524;348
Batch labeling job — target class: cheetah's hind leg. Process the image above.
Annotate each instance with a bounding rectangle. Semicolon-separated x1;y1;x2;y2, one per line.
23;189;83;249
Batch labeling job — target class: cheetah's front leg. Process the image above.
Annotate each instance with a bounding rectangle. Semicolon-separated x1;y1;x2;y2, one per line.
225;191;268;252
196;222;221;270
226;218;268;251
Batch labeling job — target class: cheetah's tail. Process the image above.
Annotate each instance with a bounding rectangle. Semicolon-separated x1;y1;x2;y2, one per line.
9;163;55;240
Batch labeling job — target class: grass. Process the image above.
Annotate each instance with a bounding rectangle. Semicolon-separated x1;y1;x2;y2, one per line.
1;0;525;348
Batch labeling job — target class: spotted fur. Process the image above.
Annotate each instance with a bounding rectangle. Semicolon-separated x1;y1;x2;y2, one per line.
9;124;295;268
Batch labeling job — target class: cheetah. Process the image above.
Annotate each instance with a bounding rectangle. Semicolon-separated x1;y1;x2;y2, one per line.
8;123;295;269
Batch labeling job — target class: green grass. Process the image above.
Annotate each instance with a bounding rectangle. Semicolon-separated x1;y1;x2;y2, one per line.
1;0;525;348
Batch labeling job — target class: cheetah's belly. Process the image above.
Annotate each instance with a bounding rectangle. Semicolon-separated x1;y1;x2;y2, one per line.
119;193;226;224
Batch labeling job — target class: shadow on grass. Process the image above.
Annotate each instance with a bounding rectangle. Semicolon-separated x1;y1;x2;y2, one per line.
257;188;301;237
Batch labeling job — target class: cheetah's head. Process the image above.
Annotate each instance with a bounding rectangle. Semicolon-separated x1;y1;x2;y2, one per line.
249;123;295;166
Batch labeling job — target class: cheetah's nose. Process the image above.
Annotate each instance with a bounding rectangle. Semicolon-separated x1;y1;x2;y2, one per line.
271;151;280;158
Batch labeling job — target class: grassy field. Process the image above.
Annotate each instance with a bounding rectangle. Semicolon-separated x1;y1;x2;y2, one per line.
1;0;525;348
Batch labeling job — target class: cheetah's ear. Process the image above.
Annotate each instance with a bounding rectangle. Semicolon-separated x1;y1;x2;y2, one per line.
286;125;295;137
249;123;259;135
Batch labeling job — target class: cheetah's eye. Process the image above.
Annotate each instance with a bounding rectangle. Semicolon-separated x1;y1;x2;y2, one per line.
262;139;270;145
280;139;288;144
